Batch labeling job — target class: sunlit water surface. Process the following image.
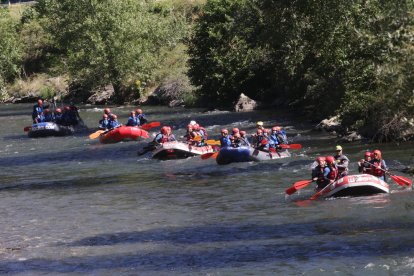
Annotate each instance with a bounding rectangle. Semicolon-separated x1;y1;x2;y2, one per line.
0;104;413;275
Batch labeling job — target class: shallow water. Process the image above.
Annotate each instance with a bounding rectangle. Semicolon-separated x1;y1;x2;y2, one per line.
0;103;413;275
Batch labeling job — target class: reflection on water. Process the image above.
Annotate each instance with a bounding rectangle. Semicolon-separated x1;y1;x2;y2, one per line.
0;104;413;275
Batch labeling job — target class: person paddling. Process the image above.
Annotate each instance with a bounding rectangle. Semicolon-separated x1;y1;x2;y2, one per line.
135;108;148;126
312;156;330;190
32;99;45;123
369;150;388;181
358;151;373;174
334;145;349;178
219;129;232;148
126;111;139;126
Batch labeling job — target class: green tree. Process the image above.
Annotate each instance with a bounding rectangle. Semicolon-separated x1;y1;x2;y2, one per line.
35;0;188;101
0;7;22;82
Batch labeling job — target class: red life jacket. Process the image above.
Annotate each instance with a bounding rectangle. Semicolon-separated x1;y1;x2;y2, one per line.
160;134;169;143
316;166;326;185
371;160;385;177
327;165;338;180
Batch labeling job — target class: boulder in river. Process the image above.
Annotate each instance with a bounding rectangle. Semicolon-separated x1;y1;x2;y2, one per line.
234;93;257;112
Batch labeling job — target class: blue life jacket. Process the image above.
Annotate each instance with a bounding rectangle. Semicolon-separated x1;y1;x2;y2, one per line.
109;120;120;129
220;135;232;148
268;134;279;148
126;116;139;126
32;105;43;122
44;113;55;122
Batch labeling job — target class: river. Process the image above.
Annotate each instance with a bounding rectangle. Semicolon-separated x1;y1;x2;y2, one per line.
0;103;413;275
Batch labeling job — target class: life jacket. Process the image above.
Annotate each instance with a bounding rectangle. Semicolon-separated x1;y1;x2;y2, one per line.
315;165;327;185
276;131;288;144
268;134;279;148
199;127;208;140
371;159;385;177
220;136;232;148
327;165;338;180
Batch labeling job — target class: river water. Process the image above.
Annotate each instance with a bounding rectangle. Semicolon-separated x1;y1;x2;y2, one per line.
0;103;413;275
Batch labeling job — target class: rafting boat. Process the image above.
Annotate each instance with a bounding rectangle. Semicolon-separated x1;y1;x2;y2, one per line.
319;174;389;198
152;141;215;160
99;126;149;144
216;146;291;165
28;122;75;138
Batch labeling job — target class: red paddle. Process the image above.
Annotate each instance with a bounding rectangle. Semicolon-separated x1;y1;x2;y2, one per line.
364;161;412;187
279;144;302;150
141;122;160;131
200;152;219;160
285;179;313;195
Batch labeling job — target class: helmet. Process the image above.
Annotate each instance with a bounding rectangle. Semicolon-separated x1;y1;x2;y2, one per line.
221;129;228;135
232;127;239;134
37;99;43;105
256;121;264;127
373;149;382;159
316;156;326;162
325;156;335;164
161;126;169;135
272;126;281;131
55;108;62;113
189;120;197;126
104;108;111;114
256;129;263;135
233;133;241;138
336;145;343;151
193;123;200;130
64;106;70;111
240;130;246;136
135;108;143;114
111;114;117;120
364;151;371;157
44;108;50;113
103;114;108;118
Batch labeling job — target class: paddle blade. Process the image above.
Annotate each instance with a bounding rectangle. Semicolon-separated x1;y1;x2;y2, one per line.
285;179;313;195
280;144;302;150
89;130;105;139
201;152;218;160
206;140;221;146
141;122;160;131
391;175;412;187
24;126;31;132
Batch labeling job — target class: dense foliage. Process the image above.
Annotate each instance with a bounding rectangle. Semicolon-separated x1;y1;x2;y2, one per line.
188;0;414;140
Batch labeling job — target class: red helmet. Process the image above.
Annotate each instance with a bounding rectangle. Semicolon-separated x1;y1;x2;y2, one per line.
135;108;143;114
194;123;200;130
221;129;228;135
364;151;372;157
104;108;111;114
111;114;117;120
240;130;246;136
161;126;169;134
64;106;71;111
37;99;43;105
257;129;263;135
316;156;326;162
44;108;50;113
233;133;241;138
103;114;108;118
373;149;382;159
232;127;239;134
272;126;281;131
325;156;335;164
55;108;62;113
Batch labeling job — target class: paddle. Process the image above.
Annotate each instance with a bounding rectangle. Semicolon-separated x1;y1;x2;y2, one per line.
364;161;412;187
285;179;313;195
24;126;32;132
88;130;105;139
309;179;339;200
200;152;219;160
141;121;160;131
279;144;302;150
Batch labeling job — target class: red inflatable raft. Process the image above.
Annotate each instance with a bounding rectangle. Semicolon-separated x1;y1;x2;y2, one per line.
318;174;389;198
99;126;149;144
